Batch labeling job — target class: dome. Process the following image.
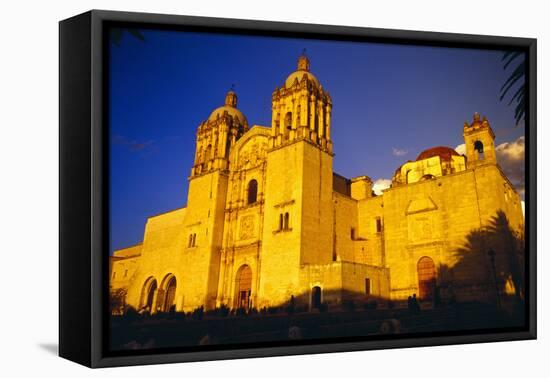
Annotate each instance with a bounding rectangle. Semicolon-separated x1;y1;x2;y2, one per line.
284;54;320;88
285;70;320;88
207;90;247;125
416;146;459;162
208;106;247;124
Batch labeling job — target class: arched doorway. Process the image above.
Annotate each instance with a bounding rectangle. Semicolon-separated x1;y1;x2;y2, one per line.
140;277;158;312
417;257;436;300
235;265;252;309
159;275;177;312
311;286;321;309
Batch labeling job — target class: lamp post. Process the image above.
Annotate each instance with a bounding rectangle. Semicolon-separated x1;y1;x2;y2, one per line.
488;249;501;310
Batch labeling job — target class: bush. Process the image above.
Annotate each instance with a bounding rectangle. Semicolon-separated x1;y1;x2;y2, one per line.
387;301;395;309
191;306;204;320
235;307;247;317
363;300;378;310
343;301;356;312
318;302;329;312
267;306;279;315
205;304;230;318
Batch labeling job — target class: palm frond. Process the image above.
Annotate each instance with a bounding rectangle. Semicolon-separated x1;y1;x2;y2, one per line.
110;28;145;47
500;51;526;126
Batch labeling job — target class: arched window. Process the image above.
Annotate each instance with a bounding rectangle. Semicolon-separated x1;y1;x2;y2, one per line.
474;140;485;160
247;179;258;204
274;113;280;135
420;174;436;181
205;144;213;161
314;111;319;134
284;212;290;230
285;112;293;130
196;146;203;164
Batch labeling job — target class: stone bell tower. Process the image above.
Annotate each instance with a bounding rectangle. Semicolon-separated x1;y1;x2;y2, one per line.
191;90;249;177
183;91;248;310
270;53;333;154
258;54;335;308
463;112;497;168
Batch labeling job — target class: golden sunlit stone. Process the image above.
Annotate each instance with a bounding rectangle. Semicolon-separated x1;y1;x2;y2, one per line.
110;55;524;314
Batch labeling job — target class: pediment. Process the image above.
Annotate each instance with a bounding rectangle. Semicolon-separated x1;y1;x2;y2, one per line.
406;196;438;215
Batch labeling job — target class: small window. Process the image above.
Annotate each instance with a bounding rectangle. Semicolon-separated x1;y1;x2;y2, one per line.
124;270;128;278
375;217;382;233
189;233;197;247
279;214;284;231
247;179;258;204
365;278;371;295
112;271;116;280
350;227;356;240
284;212;290;230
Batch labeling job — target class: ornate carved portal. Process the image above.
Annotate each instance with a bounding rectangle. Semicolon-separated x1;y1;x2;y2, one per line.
235;265;252;309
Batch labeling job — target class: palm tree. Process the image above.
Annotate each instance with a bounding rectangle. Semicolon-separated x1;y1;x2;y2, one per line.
500;51;525;126
110;28;145;47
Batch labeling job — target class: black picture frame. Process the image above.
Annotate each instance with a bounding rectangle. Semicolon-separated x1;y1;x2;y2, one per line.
59;9;537;368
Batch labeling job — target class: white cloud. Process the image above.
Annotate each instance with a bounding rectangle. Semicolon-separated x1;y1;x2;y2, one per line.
392;147;408;157
454;137;525;197
496;136;525;197
373;178;392;195
455;143;466;155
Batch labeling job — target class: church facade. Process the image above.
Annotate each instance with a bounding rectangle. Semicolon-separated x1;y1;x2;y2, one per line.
110;55;525;314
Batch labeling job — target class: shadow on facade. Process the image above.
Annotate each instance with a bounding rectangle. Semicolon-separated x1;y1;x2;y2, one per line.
108;211;526;351
438;210;525;316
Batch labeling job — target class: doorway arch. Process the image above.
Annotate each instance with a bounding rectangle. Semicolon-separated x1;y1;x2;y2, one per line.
159;274;177;312
311;286;322;309
417;256;436;300
140;277;158;312
235;265;252;309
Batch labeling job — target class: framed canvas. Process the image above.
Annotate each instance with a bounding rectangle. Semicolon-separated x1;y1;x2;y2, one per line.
59;10;537;368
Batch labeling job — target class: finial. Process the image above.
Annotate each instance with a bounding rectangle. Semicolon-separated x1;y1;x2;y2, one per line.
297;50;310;71
225;87;237;108
473;112;481;122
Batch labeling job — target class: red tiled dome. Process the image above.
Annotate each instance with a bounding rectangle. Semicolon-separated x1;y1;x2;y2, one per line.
416;146;459;162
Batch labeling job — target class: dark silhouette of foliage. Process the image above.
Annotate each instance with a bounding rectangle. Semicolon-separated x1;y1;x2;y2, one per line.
452;210;524;310
109;287;127;315
343;300;356;312
191;306;204;321
318;302;329;312
110;28;145;47
500;51;526;126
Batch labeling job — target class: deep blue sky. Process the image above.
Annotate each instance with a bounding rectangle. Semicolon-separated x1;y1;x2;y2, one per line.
109;29;524;253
